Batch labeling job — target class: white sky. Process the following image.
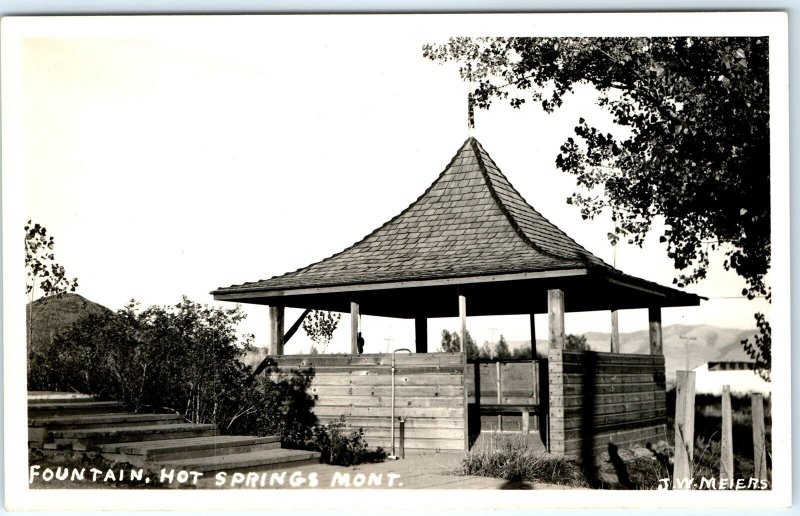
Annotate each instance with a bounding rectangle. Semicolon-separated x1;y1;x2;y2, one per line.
15;16;771;354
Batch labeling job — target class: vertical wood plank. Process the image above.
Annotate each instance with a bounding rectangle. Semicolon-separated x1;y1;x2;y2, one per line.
529;312;537;358
414;315;428;353
532;361;539;406
673;370;696;489
269;306;284;355
458;295;467;353
720;385;734;485
521;412;530;434
648;307;663;355
751;393;767;482
547;289;565;350
610;310;620;353
350;302;360;354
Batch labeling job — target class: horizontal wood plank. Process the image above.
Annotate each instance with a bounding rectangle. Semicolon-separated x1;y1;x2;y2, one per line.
313;395;463;408
309;385;464;397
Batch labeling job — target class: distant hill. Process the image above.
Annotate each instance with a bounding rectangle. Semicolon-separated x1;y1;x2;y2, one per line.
508;324;758;382
26;293;111;353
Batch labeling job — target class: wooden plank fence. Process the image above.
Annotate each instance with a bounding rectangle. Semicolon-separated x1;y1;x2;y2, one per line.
272;353;467;455
548;350;668;456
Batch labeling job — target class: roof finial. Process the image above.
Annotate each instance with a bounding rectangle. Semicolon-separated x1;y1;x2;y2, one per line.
467;91;475;137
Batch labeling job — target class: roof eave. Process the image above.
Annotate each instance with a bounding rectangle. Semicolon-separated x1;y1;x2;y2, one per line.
211;267;590;301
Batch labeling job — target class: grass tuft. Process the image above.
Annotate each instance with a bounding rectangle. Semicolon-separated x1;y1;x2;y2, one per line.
455;433;587;487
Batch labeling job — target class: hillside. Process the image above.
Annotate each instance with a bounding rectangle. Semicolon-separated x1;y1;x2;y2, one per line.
508;324;758;382
26;293;111;353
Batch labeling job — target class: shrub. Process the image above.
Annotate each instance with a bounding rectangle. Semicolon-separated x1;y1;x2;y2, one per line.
310;416;372;466
27;297;317;445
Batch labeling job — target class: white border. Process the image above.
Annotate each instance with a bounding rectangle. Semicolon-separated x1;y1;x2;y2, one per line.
2;12;791;510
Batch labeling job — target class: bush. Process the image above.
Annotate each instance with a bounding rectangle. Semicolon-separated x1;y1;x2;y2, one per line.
310;416;379;466
27;297;317;446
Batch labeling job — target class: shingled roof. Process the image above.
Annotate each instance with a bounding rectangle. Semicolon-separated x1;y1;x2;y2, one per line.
213;137;701;316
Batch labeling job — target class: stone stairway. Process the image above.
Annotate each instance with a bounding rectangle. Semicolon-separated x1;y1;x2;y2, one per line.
28;392;320;474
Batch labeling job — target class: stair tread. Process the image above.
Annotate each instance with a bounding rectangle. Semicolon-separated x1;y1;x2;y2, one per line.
30;413;182;426
52;423;217;439
151;448;320;469
104;435;279;453
28;392;95;402
30;401;125;410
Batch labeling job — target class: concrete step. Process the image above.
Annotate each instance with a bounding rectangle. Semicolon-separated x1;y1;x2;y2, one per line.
48;423;219;450
28;392;95;403
100;435;281;466
29;401;128;417
149;448;321;474
30;413;184;431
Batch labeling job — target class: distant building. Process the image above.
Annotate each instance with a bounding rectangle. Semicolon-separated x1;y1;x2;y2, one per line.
692;360;771;395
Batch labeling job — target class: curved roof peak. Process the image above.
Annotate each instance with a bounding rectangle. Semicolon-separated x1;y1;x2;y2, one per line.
214;137;612;295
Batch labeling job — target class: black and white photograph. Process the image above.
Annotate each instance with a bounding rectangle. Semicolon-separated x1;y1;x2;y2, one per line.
2;12;791;510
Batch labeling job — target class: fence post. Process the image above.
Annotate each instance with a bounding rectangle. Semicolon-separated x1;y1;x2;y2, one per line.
673;370;696;489
751;393;767;482
720;385;734;486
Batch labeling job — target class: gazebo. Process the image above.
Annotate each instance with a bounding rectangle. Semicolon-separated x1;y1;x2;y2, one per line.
212;137;702;456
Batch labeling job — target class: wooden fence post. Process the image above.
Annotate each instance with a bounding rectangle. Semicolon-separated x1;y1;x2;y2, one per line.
751;393;767;483
673;370;696;489
720;385;734;486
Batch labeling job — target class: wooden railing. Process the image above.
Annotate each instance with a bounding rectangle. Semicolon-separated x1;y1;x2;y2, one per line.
465;359;546;437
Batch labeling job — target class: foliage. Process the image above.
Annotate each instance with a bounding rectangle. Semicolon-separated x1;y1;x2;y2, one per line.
310;416;373;466
302;310;341;349
424;37;771;375
742;312;771;381
28;297;317;446
457;433;586;486
441;329;479;359
495;334;511;359
25;221;78;350
566;334;588;351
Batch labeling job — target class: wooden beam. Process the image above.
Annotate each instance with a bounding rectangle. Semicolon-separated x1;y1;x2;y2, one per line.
547;289;565;350
415;316;428;353
673;370;696;489
610;310;620;353
350;301;360;354
529;313;537;359
284;308;312;345
269;305;285;355
458;295;467;353
648;307;663;355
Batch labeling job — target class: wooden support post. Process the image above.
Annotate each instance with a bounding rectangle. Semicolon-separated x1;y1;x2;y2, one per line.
751;393;767;483
415;315;428;353
496;361;502;431
458;295;467;352
268;306;285;355
521;412;530;434
720;385;734;485
350;301;360;355
648;307;663;355
610;310;620;353
673;370;696;489
547;289;565;349
529;313;537;359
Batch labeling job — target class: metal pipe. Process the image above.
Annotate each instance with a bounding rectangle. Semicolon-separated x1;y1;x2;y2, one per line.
388;348;412;460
